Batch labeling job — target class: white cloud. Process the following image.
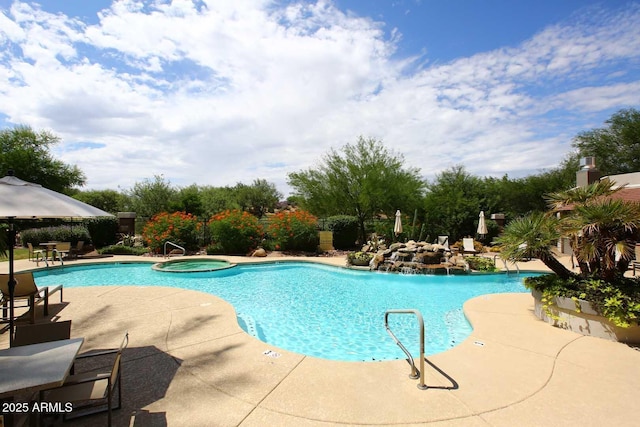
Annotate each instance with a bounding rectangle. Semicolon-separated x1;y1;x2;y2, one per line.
0;0;638;195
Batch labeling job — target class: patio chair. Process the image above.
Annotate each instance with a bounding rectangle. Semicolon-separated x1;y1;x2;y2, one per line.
12;320;72;347
53;241;72;262
69;240;84;259
27;242;45;262
40;332;129;426
462;238;478;255
0;272;64;324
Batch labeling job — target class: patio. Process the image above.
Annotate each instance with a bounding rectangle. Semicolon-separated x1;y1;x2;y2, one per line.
1;255;639;426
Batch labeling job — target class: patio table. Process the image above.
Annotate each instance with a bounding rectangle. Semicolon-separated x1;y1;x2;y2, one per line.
0;338;83;426
0;338;84;400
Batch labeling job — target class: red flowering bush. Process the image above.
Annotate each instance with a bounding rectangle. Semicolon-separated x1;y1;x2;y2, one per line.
142;212;202;253
208;209;263;254
267;210;319;251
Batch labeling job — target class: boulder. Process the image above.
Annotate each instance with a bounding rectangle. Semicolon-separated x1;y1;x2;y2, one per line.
252;248;267;257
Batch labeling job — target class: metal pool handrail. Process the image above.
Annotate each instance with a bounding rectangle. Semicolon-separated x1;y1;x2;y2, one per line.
384;309;427;390
163;241;185;258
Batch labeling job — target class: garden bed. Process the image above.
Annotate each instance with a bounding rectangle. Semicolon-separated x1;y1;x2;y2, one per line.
532;290;640;344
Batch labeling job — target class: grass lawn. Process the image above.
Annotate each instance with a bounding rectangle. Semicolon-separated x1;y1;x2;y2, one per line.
3;247;30;261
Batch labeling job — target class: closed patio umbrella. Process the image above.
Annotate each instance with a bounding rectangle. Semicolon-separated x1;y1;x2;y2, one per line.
0;171;113;345
477;210;488;239
393;210;403;239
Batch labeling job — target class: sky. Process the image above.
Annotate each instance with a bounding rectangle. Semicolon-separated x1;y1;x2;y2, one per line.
0;0;639;197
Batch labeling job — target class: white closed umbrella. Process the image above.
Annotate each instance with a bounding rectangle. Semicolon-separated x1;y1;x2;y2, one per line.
477;210;488;238
393;210;403;238
0;171;114;345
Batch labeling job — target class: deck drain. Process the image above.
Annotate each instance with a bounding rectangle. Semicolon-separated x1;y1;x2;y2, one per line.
473;340;485;347
263;350;281;358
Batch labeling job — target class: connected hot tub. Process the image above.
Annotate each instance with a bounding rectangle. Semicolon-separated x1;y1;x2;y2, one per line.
152;258;235;273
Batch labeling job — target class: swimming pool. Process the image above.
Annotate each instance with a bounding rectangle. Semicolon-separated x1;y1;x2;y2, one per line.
33;261;536;361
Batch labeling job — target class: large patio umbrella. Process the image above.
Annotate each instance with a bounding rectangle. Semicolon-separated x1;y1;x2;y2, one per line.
477;210;488;239
393;210;403;240
0;171;113;345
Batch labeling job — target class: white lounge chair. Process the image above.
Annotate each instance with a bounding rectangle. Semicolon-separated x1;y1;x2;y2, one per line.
436;236;450;250
462;238;478;255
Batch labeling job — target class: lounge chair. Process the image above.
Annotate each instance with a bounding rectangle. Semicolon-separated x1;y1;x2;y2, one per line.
0;272;64;324
436;235;450;250
40;332;129;426
462;238;478;255
12;320;72;347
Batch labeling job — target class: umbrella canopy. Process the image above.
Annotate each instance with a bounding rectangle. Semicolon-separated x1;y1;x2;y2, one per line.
0;171;113;345
393;210;403;237
477;210;488;237
0;174;112;219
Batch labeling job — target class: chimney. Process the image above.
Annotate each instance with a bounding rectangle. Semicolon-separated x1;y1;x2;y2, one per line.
576;156;600;187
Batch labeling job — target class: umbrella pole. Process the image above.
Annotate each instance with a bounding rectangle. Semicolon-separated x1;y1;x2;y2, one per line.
7;220;15;346
8;220;16;347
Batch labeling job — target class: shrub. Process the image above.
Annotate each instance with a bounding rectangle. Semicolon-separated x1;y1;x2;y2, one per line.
347;251;373;266
99;245;149;256
208;209;263;255
20;226;91;247
465;256;498;272
325;215;359;249
142;212;202;253
85;217;119;248
267;210;318;252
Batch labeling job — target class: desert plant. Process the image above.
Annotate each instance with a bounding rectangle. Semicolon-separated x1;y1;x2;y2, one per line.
267;210;318;252
142;211;202;253
208;209;263;254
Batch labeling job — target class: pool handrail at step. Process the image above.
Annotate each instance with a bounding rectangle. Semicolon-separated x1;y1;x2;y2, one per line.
493;254;520;274
384;309;427;390
163;241;186;258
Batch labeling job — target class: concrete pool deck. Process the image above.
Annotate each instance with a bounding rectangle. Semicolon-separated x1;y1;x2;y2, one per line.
1;254;640;426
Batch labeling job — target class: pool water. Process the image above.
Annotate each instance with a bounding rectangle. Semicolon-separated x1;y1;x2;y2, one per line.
34;262;536;361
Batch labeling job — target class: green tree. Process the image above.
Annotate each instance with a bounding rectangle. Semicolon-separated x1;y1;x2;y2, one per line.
73;189;128;214
572;108;640;175
170;184;205;217
200;186;240;217
234;179;282;218
127;175;177;220
0;125;85;193
288;136;424;242
423;166;488;242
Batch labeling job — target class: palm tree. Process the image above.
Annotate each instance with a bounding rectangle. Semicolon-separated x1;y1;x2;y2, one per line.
497;179;640;282
495;212;574;279
547;180;640;281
